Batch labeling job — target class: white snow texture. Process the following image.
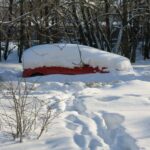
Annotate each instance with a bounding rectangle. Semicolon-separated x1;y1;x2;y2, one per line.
22;44;132;71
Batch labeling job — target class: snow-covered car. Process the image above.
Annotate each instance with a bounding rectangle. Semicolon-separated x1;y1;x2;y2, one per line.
22;44;132;77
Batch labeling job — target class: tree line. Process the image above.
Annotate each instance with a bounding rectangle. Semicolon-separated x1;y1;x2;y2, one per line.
0;0;150;62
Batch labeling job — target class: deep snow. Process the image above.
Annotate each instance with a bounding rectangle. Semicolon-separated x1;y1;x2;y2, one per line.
22;44;132;71
0;49;150;150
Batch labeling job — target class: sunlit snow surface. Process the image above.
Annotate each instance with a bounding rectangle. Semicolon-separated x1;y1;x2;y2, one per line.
22;44;132;71
0;49;150;150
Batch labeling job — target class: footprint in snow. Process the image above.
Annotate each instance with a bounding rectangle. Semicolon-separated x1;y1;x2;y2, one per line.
66;115;90;135
66;122;78;131
74;133;86;149
89;138;104;150
93;112;139;150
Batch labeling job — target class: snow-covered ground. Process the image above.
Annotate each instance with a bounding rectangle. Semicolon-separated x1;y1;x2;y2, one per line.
0;49;150;150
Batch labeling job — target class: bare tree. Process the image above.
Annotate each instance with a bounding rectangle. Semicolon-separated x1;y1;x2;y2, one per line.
0;0;150;62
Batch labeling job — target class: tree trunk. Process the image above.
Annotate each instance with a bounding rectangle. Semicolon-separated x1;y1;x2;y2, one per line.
143;2;150;60
104;0;111;51
86;8;99;48
18;0;24;63
4;0;13;60
144;31;150;59
0;35;1;62
80;2;93;46
26;1;33;48
122;0;130;58
44;0;50;43
72;0;88;45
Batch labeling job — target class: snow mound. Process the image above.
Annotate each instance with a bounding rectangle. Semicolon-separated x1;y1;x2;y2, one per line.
22;44;132;71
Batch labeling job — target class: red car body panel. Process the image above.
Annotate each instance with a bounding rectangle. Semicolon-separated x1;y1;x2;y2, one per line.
23;65;109;77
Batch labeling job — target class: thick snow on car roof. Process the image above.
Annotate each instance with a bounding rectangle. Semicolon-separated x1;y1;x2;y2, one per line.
22;44;132;71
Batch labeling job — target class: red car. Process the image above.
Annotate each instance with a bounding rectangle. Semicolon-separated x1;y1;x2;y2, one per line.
22;44;131;77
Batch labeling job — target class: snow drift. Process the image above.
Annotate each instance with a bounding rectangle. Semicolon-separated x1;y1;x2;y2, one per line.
22;44;132;71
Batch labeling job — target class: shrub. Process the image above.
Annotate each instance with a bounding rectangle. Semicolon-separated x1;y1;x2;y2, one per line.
0;79;60;142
